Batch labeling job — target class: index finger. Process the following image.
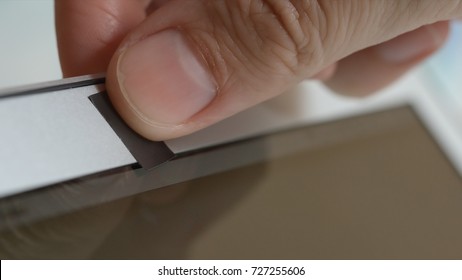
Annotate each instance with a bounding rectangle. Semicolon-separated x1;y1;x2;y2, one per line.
55;0;147;77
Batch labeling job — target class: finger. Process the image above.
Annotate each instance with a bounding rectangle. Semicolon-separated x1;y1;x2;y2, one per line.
55;0;147;77
325;21;450;96
105;0;462;140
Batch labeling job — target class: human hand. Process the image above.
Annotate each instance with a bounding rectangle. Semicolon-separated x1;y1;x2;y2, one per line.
56;0;456;140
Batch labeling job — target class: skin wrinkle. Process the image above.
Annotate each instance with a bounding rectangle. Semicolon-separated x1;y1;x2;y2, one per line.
199;1;243;96
264;0;345;77
247;8;299;77
343;1;366;52
184;26;225;99
204;1;275;93
231;1;277;79
199;0;339;95
261;0;315;74
321;1;347;57
223;0;259;68
392;1;416;34
298;0;330;71
385;0;456;41
230;0;319;82
191;0;454;101
192;8;256;104
197;0;273;88
332;1;375;57
405;0;454;23
308;1;328;44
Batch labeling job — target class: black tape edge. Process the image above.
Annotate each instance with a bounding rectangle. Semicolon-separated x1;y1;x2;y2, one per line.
89;92;175;170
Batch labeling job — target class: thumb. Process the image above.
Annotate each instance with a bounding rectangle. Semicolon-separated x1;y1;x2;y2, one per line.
106;0;461;140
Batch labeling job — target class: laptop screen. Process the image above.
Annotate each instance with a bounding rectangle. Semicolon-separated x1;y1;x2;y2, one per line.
1;106;461;259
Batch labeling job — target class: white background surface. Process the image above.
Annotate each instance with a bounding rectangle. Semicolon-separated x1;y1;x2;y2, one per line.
0;0;60;88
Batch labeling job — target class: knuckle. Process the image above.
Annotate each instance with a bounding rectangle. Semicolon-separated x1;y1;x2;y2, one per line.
194;0;336;93
262;0;328;67
228;0;332;77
